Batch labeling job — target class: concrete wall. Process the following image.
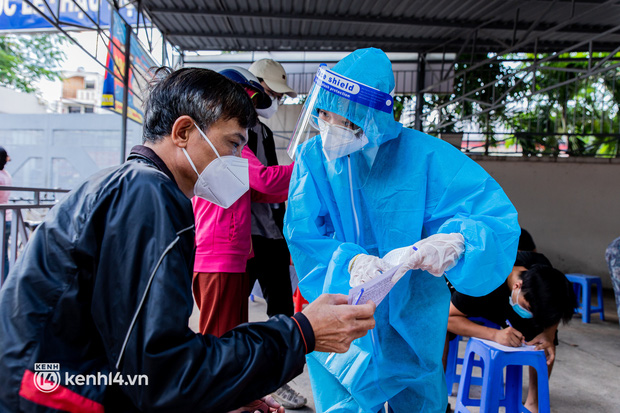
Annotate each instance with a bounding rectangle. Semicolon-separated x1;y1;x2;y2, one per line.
0;113;142;189
475;156;620;289
0;87;48;114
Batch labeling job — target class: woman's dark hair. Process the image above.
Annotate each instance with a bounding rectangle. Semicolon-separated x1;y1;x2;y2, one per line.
518;228;536;252
0;147;8;171
521;265;577;329
142;67;258;143
515;251;551;268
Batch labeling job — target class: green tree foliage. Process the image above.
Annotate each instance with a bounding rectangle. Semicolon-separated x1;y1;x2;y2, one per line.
423;52;620;157
0;34;66;93
453;55;512;126
393;95;412;122
426;55;517;149
504;52;620;157
424;93;458;132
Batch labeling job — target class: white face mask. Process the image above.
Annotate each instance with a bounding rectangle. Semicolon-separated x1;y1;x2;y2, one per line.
318;118;368;161
256;96;278;119
182;123;249;208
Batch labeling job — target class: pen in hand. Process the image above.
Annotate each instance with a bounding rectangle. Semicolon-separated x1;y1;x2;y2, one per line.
353;288;365;306
505;319;526;347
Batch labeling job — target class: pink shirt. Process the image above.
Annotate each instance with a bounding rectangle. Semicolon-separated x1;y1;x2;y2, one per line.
0;170;12;221
193;146;293;273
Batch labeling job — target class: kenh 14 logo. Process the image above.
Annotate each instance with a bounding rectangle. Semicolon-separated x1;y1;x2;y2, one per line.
33;363;61;393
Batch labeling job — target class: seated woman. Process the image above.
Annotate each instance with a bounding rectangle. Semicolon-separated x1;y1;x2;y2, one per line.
447;251;576;412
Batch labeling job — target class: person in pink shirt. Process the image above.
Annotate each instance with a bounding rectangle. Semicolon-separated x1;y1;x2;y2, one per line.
192;68;294;337
0;146;12;276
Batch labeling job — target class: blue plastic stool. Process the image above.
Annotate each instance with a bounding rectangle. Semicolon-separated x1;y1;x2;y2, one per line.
445;318;501;396
446;334;465;396
566;273;605;323
455;338;550;413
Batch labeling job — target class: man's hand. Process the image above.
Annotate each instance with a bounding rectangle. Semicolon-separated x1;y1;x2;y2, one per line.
227;396;284;413
493;326;524;347
302;294;376;353
526;329;557;365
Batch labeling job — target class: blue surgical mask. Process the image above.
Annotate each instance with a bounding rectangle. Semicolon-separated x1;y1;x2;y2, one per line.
509;288;533;319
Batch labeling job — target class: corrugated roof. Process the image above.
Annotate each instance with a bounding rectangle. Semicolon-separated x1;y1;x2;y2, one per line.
142;0;620;54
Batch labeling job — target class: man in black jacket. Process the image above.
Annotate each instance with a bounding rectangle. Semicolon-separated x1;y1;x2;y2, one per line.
0;67;376;413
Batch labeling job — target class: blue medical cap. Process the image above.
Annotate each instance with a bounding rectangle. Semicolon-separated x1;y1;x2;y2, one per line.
315;48;401;147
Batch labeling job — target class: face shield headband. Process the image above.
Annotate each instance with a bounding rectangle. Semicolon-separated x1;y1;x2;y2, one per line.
287;65;394;161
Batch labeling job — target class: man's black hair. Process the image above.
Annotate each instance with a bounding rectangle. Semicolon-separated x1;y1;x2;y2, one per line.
142;67;258;143
520;265;577;329
0;147;7;171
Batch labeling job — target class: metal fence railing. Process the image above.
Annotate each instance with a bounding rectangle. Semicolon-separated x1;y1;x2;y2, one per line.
0;186;70;286
432;132;620;158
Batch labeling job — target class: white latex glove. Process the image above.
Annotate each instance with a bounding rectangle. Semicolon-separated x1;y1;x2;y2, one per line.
348;254;392;287
388;233;465;283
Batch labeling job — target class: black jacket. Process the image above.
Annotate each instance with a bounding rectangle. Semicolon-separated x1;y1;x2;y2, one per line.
0;146;310;412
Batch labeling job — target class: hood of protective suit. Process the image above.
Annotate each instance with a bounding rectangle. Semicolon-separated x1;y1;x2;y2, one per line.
315;48;402;149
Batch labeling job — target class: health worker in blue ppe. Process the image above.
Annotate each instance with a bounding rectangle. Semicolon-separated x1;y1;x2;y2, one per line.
284;48;520;413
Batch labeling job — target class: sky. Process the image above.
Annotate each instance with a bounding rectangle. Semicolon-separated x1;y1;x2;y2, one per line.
33;29;187;106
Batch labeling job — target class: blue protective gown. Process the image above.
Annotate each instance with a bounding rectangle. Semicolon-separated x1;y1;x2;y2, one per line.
284;48;520;412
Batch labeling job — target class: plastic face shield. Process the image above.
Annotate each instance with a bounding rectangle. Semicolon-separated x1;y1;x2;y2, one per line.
287;65;394;161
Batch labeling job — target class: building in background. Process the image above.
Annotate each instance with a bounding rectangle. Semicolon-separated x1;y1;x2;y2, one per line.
58;68;107;114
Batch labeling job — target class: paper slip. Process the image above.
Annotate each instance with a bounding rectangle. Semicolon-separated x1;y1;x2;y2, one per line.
477;338;537;352
348;264;402;306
